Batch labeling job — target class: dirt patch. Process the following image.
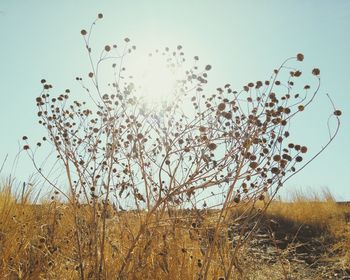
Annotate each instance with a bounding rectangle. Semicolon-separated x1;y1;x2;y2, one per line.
225;211;350;279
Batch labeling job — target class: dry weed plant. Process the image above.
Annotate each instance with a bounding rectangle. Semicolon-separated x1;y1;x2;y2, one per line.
5;13;342;279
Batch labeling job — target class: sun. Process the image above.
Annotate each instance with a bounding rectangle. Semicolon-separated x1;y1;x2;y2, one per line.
126;51;182;108
140;58;177;101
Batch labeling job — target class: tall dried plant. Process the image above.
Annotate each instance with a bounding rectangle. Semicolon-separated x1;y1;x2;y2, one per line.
21;14;341;280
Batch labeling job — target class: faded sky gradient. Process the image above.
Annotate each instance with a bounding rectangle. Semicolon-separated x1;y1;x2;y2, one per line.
0;1;349;200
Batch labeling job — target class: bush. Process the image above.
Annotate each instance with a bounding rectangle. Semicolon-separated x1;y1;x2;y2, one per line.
20;13;341;279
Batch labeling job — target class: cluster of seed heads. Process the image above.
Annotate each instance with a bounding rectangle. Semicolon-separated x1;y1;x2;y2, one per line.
22;13;342;211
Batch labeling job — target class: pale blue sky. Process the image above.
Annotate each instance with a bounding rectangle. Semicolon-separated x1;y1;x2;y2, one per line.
0;1;349;200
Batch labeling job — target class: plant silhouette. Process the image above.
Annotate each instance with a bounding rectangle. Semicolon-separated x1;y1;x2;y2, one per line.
20;13;341;280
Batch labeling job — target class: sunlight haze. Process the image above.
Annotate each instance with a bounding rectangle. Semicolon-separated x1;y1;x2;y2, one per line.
0;1;349;200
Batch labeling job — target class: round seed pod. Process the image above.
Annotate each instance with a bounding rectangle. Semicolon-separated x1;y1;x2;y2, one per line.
271;167;280;174
273;155;281;162
312;68;320;76
233;196;240;203
137;133;143;139
296;53;304;61
334;110;342;116
208;143;217;150
218;103;226;111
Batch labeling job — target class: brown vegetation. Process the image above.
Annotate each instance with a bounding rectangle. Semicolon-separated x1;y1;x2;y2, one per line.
0;184;349;279
6;13;344;280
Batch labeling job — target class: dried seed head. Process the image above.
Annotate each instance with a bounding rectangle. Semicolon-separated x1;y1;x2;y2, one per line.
208;143;217;150
334;110;342;116
295;156;303;162
137;133;143;139
284;108;291;114
294;70;302;77
296;53;304;61
273;155;281;162
81;29;87;36
312;68;320;76
271;167;280;174
218;103;226;111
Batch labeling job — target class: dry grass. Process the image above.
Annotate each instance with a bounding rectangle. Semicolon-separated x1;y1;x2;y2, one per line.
266;189;350;271
0;183;349;279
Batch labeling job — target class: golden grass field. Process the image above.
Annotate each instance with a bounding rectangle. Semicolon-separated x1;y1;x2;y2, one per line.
0;182;349;280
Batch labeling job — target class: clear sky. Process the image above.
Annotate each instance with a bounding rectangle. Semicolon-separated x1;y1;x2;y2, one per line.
0;1;349;200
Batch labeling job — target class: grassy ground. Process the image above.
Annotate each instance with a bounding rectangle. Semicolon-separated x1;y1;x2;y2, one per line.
0;183;349;279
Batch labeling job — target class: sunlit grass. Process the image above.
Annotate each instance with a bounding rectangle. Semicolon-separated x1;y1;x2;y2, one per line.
266;188;350;269
0;181;348;279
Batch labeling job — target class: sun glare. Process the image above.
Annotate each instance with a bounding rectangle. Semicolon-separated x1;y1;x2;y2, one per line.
126;51;181;107
141;59;177;101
